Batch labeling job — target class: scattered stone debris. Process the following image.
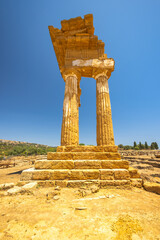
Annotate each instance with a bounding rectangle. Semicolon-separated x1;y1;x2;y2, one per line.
7;186;23;195
5;183;35;196
46;190;60;200
22;182;37;190
143;181;160;195
106;194;115;198
53;195;60;200
74;195;107;201
90;185;99;193
0;183;14;190
75;207;87;210
77;185;100;197
55;186;61;190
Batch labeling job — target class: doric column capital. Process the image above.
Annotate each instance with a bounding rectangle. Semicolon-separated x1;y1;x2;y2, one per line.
61;68;81;107
61;68;81;82
92;69;111;80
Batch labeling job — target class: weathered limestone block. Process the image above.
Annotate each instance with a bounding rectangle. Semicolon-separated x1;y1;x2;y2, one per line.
100;170;114;180
95;72;115;146
67;180;99;188
82;170;99;180
69;170;99;180
143;182;160;195
101;160;129;169
35;160;74;169
114;169;130;180
21;169;33;181
0;183;14;190
32;170;50;180
36;181;55;187
129;167;140;178
50;170;69;180
7;186;22;195
130;178;143;188
22;182;37;189
100;180;130;188
74;160;101;169
47;152;73;160
55;180;68;187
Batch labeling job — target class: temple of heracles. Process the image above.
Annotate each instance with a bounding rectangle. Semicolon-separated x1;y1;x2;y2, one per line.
21;14;142;188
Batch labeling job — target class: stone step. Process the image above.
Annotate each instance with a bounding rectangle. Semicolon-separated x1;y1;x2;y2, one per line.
35;159;129;170
129;167;140;178
21;168;130;181
130;178;143;188
47;152;121;160
57;145;118;153
19;179;131;188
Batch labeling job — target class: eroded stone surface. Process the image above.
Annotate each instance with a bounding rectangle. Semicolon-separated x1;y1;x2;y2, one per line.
130;178;143;188
57;145;118;152
7;186;22;195
22;182;37;189
35;160;74;169
47;152;121;160
0;183;14;190
143;181;160;195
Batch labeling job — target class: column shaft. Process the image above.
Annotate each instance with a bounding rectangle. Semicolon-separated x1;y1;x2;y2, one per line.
61;75;79;146
96;75;115;146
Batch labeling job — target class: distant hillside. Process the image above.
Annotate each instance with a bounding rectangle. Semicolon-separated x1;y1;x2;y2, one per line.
0;139;57;160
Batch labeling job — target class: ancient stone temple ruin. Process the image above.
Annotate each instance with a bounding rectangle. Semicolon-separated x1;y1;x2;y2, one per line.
21;14;142;188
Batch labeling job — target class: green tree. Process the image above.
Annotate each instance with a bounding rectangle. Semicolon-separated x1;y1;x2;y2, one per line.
139;142;142;150
141;144;145;149
133;141;137;149
151;142;159;150
154;142;159;149
145;141;148;149
151;142;155;149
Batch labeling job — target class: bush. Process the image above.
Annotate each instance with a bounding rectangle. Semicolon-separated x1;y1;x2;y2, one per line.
118;144;123;149
134;146;139;150
123;145;132;150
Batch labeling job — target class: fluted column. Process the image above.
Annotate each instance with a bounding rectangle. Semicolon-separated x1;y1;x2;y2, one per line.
61;71;81;146
95;72;115;146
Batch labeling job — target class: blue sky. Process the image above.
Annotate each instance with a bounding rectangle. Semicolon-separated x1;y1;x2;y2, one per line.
0;0;160;147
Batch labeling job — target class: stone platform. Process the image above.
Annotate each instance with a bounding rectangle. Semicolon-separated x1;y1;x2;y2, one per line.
21;146;142;188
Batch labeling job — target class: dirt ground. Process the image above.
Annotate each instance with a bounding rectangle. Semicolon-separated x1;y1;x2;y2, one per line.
0;165;33;184
0;166;160;240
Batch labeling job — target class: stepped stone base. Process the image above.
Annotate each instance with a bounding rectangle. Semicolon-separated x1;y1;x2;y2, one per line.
20;146;142;188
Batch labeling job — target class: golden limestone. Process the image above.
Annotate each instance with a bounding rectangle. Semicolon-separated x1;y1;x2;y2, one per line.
20;14;142;188
48;14;115;146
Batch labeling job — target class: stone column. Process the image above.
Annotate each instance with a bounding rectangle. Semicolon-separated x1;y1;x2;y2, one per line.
95;72;115;146
61;71;81;146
